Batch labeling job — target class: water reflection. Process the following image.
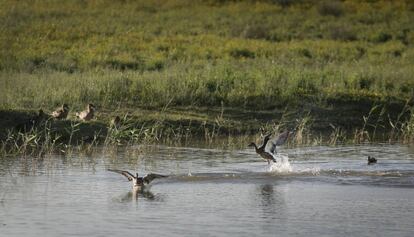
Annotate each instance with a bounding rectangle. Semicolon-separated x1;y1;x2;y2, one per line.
258;183;286;218
259;184;275;206
255;182;288;235
116;189;156;203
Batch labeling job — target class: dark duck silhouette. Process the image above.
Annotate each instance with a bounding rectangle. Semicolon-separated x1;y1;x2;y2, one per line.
249;130;290;164
367;156;377;165
51;104;69;119
108;169;168;190
16;109;47;132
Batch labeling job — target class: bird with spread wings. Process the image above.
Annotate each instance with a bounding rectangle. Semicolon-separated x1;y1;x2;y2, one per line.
108;169;167;190
248;130;291;164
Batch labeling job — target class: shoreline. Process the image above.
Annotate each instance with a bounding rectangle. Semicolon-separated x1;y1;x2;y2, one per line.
1;98;412;151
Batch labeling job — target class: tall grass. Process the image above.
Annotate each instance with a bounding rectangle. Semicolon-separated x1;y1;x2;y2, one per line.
1;104;413;157
1;59;413;110
1;0;414;152
1;0;413;110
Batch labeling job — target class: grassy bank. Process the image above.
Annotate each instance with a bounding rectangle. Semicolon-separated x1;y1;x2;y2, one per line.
1;0;414;153
1;101;413;156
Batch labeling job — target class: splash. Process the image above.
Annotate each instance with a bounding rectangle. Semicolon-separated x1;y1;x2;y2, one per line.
267;153;292;173
297;167;321;175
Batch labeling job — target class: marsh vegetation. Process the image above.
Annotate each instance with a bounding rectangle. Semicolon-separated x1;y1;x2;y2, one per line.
0;0;413;154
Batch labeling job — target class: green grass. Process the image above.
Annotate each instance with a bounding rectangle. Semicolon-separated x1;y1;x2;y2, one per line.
1;0;414;148
1;0;413;109
1;59;413;110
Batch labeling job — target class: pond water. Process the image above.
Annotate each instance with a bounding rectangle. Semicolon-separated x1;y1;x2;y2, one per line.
1;144;414;236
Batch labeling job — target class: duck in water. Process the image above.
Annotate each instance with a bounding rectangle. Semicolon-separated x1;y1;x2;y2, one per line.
249;130;291;164
367;156;377;165
51;104;69;119
76;103;95;121
108;169;168;190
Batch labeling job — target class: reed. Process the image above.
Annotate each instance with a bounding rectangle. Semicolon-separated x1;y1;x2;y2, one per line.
1;103;413;157
401;111;414;144
292;113;313;146
0;121;62;157
328;124;346;146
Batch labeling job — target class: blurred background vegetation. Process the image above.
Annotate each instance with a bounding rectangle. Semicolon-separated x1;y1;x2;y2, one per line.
0;0;413;110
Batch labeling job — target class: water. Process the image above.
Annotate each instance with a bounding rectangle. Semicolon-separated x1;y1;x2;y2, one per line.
1;144;414;236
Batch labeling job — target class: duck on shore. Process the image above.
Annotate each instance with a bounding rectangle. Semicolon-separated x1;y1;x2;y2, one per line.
76;103;95;121
249;130;291;164
51;104;69;119
108;169;168;190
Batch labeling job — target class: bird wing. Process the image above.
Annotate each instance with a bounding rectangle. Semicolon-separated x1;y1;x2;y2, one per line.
143;173;168;184
108;169;135;181
266;131;290;154
259;134;272;150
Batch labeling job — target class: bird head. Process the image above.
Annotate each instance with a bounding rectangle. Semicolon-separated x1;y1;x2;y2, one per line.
132;173;140;187
88;104;95;111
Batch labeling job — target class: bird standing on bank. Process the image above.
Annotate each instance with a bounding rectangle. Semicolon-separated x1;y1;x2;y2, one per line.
51;104;69;119
76;103;95;121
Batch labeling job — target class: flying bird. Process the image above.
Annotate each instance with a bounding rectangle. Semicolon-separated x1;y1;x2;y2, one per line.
249;130;290;164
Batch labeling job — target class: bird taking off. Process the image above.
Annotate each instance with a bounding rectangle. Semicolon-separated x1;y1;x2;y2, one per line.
249;130;291;164
108;169;168;190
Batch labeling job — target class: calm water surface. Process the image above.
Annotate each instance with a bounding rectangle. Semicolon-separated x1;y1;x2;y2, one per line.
1;144;414;236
